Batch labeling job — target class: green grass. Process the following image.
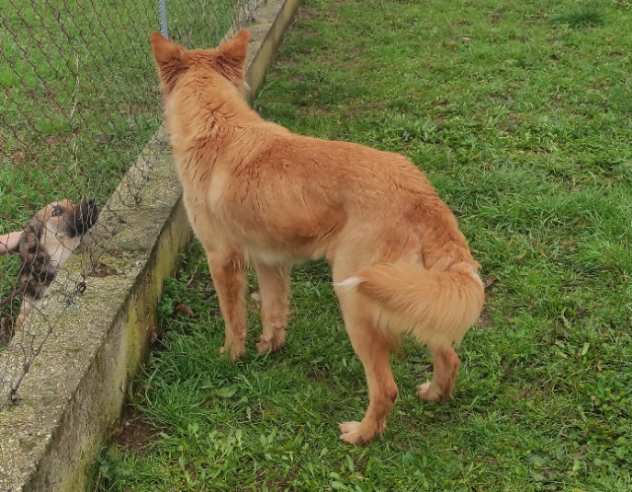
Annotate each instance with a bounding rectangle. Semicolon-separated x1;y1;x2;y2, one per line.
0;0;238;320
95;0;632;490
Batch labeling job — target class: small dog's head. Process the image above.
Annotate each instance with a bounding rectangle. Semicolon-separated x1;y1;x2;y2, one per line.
31;198;99;240
150;30;251;98
1;199;99;298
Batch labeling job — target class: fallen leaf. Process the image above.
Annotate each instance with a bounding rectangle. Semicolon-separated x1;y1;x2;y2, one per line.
175;303;194;317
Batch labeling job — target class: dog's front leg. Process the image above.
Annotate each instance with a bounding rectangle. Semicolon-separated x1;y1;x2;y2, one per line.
253;261;290;354
206;249;247;360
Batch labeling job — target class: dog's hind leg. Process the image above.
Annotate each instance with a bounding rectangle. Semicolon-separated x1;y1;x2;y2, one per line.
417;344;460;401
254;261;290;354
335;289;398;444
206;249;247;360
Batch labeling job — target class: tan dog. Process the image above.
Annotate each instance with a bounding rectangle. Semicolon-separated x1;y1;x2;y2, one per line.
151;30;484;444
0;199;98;333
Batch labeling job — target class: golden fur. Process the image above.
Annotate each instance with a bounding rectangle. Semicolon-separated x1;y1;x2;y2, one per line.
151;30;485;444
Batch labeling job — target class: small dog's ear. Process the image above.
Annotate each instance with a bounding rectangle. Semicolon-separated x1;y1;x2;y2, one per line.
0;231;22;256
217;30;251;72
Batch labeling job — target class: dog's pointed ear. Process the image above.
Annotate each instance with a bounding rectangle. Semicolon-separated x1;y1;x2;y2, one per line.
0;231;22;256
150;32;186;89
217;30;250;72
151;32;184;64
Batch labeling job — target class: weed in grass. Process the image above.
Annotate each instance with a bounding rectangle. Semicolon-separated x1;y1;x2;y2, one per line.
553;5;605;28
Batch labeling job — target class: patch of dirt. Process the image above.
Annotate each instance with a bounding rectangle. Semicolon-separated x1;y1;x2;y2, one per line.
111;405;159;454
477;307;493;329
476;276;498;329
11;150;26;164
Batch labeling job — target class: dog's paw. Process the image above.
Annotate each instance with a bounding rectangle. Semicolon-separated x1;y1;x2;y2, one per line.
339;421;376;445
417;381;442;401
256;338;273;354
256;331;286;354
220;342;245;361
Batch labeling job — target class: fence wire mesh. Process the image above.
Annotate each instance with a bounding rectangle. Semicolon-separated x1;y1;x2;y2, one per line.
0;0;263;406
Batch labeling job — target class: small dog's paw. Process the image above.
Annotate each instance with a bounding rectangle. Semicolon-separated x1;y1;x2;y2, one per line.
339;421;375;445
417;381;442;401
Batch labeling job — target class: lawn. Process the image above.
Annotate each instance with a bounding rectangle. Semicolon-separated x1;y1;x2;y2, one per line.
95;0;632;490
0;0;238;320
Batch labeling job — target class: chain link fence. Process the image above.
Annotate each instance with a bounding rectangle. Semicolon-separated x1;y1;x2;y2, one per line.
0;0;262;406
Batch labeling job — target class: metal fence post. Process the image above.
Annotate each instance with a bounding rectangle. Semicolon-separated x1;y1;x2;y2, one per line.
159;0;169;38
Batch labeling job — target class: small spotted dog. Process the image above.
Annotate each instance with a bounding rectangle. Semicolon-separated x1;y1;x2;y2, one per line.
0;199;99;333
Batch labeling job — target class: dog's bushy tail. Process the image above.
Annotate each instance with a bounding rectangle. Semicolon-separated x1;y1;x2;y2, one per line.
337;262;484;345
